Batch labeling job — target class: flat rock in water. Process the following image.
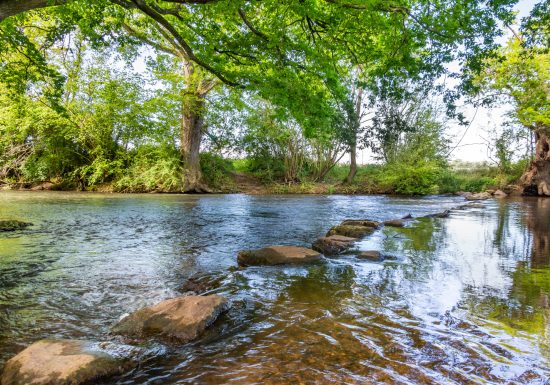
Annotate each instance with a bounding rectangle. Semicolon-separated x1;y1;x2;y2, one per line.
112;295;229;343
424;210;451;219
340;219;379;228
383;219;405;228
357;250;383;261
0;220;32;232
312;235;356;256
493;189;508;198
238;246;321;266
0;339;141;385
326;225;375;238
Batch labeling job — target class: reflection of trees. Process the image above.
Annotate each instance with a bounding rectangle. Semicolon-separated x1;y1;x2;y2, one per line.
468;198;550;356
275;265;356;310
523;198;550;267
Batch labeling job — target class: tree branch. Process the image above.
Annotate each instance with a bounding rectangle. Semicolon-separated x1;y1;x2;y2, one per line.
130;0;240;87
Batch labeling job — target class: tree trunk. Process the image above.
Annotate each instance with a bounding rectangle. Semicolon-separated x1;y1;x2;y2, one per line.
0;0;64;21
345;144;357;184
180;94;210;193
179;60;216;193
521;131;550;196
345;87;363;184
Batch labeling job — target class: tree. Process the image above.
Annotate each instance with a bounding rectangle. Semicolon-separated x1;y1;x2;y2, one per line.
477;38;550;195
1;0;520;191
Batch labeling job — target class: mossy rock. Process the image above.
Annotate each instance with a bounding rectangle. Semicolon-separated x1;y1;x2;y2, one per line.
0;220;32;232
326;225;375;238
237;246;321;266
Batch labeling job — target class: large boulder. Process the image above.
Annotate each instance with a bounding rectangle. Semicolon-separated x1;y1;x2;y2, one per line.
0;220;32;232
237;246;321;266
0;339;141;385
312;235;356;256
112;295;229;343
326;225;375;238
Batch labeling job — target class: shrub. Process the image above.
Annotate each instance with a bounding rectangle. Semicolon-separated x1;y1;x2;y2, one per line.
114;145;182;192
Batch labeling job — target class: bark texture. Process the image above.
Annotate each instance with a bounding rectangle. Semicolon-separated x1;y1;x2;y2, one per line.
180;61;217;193
0;0;63;21
521;132;550;196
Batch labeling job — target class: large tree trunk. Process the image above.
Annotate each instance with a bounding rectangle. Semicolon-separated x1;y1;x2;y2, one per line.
180;61;216;193
521;131;550;196
180;94;209;192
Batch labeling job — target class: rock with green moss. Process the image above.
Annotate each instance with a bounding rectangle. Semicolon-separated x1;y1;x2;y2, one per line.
0;339;141;385
0;220;32;232
340;219;379;228
326;225;375;238
112;295;229;343
237;246;321;266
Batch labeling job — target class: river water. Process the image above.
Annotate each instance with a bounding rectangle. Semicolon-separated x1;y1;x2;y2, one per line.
0;191;549;384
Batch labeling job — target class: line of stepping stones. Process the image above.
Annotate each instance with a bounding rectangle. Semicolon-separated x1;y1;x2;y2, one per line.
0;197;488;385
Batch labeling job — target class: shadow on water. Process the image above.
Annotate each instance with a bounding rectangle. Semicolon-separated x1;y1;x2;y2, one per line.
1;192;550;384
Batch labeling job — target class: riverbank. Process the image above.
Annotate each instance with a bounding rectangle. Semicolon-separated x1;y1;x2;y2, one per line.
0;162;524;196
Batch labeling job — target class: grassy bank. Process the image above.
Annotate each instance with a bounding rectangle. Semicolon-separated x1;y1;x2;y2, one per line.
1;151;527;196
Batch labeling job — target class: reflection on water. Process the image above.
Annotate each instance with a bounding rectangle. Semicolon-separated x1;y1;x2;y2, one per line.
0;191;549;384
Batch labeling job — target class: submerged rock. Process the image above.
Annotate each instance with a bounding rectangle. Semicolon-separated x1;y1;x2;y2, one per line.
238;246;321;266
326;225;375;238
383;219;405;228
0;220;32;232
340;219;379;228
357;250;383;261
0;339;141;385
312;235;356;256
112;295;229;343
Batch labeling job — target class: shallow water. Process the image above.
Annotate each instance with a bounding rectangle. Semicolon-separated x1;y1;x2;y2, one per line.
0;191;549;384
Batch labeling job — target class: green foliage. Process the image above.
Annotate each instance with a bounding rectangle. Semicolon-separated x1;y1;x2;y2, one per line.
199;153;235;190
114;145;182;192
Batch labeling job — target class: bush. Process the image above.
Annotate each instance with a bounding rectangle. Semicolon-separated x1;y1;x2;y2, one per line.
378;161;441;195
200;152;235;190
114;145;182;192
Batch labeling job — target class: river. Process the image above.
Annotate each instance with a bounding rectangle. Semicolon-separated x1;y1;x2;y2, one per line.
0;191;549;384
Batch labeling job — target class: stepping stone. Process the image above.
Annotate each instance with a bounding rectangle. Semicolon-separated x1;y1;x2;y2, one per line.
312;235;356;256
423;210;451;219
357;250;383;261
326;225;375;238
383;219;405;228
112;295;229;343
0;339;141;385
340;219;379;228
238;246;321;266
